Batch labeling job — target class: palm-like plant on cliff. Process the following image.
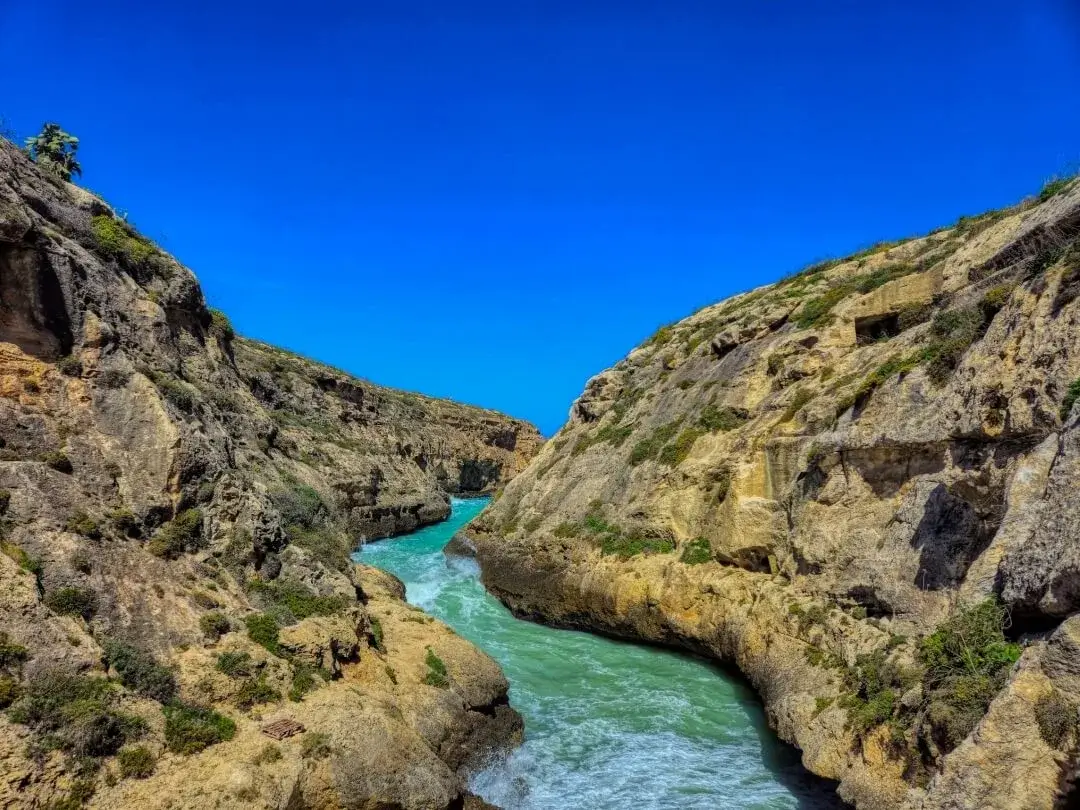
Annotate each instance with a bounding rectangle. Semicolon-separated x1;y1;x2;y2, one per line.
24;123;82;181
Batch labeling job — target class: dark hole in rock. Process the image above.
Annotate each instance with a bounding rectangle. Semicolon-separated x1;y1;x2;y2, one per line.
854;313;901;345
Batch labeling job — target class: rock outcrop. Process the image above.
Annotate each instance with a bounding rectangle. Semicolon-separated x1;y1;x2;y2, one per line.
0;139;538;808
466;178;1080;808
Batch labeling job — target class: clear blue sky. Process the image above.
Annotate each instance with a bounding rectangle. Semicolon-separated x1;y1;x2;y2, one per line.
1;1;1077;435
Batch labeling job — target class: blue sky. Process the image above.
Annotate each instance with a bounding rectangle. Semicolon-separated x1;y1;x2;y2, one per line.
1;1;1078;435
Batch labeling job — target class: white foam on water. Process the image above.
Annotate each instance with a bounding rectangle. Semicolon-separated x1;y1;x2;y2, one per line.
356;500;838;810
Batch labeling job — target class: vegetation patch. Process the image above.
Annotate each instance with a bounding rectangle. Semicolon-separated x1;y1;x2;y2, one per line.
90;215;157;268
288;664;325;702
917;599;1021;752
103;641;177;703
1061;378;1080;421
658;427;705;466
44;586;98;620
7;671;143;759
572;422;634;456
781;388;813;422
244;614;281;656
368;616;385;652
1034;690;1075;748
216;651;254;677
163;702;236;754
679;537;712;565
629;420;682;466
200;612;231;641
271;483;351;572
246;577;348;623
234;672;281;709
148;508;203;559
697;404;748;432
423;648;450;688
209;309;235;342
117;745;156;779
1038;176;1075;202
64;511;101;539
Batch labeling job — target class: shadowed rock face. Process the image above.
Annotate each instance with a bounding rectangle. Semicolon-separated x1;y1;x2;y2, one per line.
0;140;538;809
467;179;1080;809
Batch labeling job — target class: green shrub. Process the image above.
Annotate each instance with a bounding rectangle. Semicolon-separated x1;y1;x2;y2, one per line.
57;355;83;377
44;586;98;620
209;309;235;342
1038;176;1073;202
64;511;101;539
286;525;351;573
300;731;332;759
246;577;348;622
796;287;849;328
216;651;253;677
103;641;177;702
7;671;142;758
244;614;280;655
924;307;987;385
659;427;705;466
272;484;326;530
117;745;156;778
780;388;814;422
423;647;449;688
897;303;933;331
980;283;1016;315
0;489;9;515
148;509;202;559
0;632;29;670
697;404;748;432
288;665;317;702
162;702;236;754
600;534;674;558
572;423;634;456
680;537;712;565
552;522;578;538
1034;690;1075;748
1061;378;1080;421
90;215;156;268
200;612;231;641
234;672;281;709
40;451;73;474
368;616;385;652
0;676;20;709
629;421;682;466
918;599;1022;752
1;539;43;580
155;376;199;412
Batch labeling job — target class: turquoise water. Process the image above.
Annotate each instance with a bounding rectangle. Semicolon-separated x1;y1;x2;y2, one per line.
356;498;838;810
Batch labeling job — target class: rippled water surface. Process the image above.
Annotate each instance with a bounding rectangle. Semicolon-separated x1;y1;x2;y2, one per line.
356;498;838;810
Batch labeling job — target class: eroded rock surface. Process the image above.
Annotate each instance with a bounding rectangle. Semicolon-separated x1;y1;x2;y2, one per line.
467;179;1080;808
0;139;537;808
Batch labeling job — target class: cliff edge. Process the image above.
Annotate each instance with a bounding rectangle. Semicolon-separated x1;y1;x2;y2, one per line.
466;176;1080;809
0;138;539;808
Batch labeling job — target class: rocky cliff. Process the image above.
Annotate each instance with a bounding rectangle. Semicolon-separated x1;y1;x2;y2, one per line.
0;138;540;808
466;177;1080;808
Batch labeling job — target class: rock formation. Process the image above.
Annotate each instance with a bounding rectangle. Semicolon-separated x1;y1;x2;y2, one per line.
466;177;1080;809
0;138;539;808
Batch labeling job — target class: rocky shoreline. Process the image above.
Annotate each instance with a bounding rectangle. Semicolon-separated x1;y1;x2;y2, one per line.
0;137;539;809
465;177;1080;809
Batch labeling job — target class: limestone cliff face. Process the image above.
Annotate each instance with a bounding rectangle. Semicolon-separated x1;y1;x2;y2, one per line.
0;139;538;808
467;179;1080;809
